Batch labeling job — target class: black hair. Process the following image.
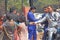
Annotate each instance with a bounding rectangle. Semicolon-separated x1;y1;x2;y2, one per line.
43;6;48;9
29;6;36;11
6;14;12;21
18;14;26;23
10;7;16;13
48;5;53;8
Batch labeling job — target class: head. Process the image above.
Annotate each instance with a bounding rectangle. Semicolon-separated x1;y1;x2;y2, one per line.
6;14;13;21
30;6;36;13
43;6;49;13
18;15;26;22
10;7;17;14
17;13;20;16
47;5;54;13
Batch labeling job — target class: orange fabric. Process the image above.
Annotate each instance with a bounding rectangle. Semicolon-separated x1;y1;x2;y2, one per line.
0;20;3;29
14;26;22;40
0;20;3;25
23;6;30;20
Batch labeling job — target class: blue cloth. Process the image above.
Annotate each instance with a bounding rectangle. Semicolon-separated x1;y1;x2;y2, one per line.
57;28;60;34
27;11;39;22
42;13;48;29
42;13;48;40
27;11;39;40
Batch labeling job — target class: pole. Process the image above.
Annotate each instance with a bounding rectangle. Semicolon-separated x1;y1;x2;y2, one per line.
29;0;33;7
5;0;7;14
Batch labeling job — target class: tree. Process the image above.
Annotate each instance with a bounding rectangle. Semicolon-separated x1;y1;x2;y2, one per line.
7;0;29;11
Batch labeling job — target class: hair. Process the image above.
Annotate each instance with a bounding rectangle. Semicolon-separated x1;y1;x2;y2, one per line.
6;14;12;21
18;14;26;22
42;6;49;12
47;5;54;10
9;7;16;13
43;6;48;9
43;5;53;9
29;6;36;11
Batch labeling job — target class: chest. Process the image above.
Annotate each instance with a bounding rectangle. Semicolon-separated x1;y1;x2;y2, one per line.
47;14;56;21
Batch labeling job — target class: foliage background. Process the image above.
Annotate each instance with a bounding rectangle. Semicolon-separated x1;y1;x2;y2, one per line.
0;0;60;13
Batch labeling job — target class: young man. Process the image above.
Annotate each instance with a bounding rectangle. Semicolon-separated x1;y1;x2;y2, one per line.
35;5;60;40
42;6;49;40
27;6;40;40
47;6;60;40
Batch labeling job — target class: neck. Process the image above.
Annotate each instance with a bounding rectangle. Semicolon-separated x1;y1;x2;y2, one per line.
31;10;34;13
49;11;53;14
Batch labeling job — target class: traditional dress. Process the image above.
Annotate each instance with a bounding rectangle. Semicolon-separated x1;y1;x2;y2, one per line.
2;20;18;40
0;19;4;40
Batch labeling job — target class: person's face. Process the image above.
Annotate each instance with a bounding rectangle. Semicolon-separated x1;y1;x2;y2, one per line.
48;6;53;13
32;9;36;13
13;10;17;14
44;8;49;13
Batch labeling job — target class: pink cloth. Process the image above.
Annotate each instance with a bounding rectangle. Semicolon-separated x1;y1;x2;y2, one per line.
14;28;20;40
14;23;28;40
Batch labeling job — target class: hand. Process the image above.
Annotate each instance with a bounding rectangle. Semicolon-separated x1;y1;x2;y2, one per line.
29;22;35;25
36;23;41;26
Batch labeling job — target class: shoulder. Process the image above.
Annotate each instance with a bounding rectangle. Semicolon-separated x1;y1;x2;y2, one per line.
28;11;32;14
53;12;59;14
2;21;7;27
53;12;60;16
28;12;33;16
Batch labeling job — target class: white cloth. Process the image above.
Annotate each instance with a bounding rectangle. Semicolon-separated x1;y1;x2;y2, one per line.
19;23;28;40
35;12;60;28
47;27;57;40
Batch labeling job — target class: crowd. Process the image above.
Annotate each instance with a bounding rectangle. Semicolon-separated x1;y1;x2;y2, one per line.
0;7;28;40
0;5;60;40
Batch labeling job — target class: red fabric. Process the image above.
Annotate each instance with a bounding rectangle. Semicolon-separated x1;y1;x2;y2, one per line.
0;20;3;30
14;23;28;40
0;20;3;25
23;6;30;20
14;26;22;40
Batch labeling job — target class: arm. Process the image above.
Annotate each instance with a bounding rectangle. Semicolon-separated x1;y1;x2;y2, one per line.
28;13;39;22
35;14;47;24
55;12;60;21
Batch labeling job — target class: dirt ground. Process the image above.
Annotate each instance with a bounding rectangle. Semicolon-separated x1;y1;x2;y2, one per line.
37;32;44;40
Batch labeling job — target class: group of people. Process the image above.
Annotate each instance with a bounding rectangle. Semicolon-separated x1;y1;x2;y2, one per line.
0;5;60;40
0;7;28;40
27;5;60;40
